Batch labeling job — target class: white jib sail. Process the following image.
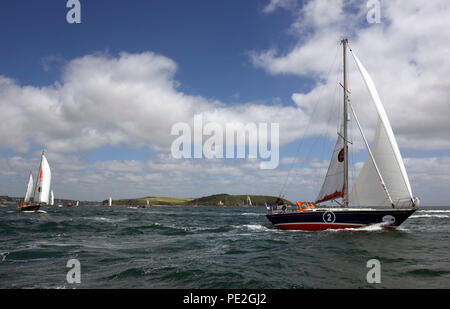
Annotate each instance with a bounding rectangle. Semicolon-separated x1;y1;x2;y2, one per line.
109;197;112;206
349;51;413;206
33;154;52;204
24;172;34;203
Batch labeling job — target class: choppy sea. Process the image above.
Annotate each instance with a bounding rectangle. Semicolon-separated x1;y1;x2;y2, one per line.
0;205;449;289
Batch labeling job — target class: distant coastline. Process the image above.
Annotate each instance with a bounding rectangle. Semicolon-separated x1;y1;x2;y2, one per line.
1;194;293;207
108;194;293;207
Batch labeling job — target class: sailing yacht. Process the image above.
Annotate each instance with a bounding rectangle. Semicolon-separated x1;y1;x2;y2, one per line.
108;197;112;207
49;190;54;206
19;151;52;212
266;40;419;231
246;195;252;206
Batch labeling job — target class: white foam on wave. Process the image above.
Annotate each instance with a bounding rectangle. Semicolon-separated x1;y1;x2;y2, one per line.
1;251;9;261
411;214;449;219
243;224;268;231
325;222;390;232
417;210;450;213
240;212;265;216
87;217;127;223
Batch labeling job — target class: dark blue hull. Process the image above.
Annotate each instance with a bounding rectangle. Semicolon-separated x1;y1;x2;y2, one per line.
266;208;416;230
19;204;41;212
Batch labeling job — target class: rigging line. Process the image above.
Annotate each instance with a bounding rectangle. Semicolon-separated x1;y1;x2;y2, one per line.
279;43;341;198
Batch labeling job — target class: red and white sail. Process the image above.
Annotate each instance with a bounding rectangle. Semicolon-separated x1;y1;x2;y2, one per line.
33;153;52;204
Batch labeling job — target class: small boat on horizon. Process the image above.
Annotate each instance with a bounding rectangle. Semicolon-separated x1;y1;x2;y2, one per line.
266;39;419;231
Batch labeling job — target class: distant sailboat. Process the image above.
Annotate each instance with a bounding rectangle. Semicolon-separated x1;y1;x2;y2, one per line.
76;201;79;207
247;195;252;206
19;151;52;212
138;199;149;208
108;197;112;207
49;190;54;206
266;40;418;230
218;200;224;206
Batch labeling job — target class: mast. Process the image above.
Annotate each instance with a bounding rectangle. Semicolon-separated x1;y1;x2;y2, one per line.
342;39;349;208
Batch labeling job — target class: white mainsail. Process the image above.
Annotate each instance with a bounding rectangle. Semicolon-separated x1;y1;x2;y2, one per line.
50;190;54;206
33;153;52;204
316;118;345;203
108;197;112;206
349;51;413;206
23;172;34;203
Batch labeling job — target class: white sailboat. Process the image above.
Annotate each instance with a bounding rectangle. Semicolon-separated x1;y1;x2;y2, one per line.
76;201;79;207
23;172;33;204
108;197;112;207
50;190;54;206
19;151;52;212
246;195;252;206
266;39;418;230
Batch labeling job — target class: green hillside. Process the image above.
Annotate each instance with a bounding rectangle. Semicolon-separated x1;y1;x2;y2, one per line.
186;194;293;206
106;194;293;206
108;196;195;206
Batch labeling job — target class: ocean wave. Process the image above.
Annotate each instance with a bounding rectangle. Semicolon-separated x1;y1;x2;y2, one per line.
85;217;127;223
1;251;9;261
411;214;449;218
242;224;269;231
417;210;450;213
240;212;265;216
402;268;450;278
325;222;391;232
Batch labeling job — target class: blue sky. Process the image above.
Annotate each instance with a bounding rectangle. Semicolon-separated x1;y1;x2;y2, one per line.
1;0;449;205
0;1;306;101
